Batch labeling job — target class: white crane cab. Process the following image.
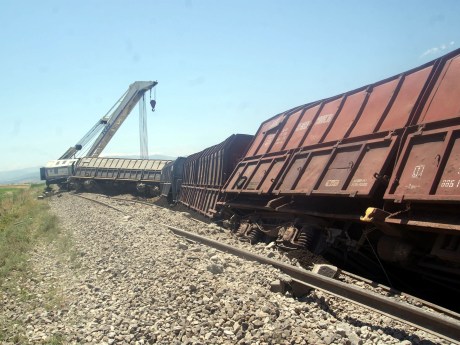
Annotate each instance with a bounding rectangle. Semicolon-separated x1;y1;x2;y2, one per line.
40;159;79;189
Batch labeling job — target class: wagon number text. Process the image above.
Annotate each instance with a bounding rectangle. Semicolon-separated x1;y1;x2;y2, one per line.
440;179;460;188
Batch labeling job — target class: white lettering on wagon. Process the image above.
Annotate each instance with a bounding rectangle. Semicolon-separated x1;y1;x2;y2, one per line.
274;129;289;145
411;165;425;178
351;178;368;187
295;121;311;131
440;179;460;188
315;113;334;125
325;179;340;187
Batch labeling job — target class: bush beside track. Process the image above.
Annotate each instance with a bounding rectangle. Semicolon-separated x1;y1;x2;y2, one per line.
0;184;73;344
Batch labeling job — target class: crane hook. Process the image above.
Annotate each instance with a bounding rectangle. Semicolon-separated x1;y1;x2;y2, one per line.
150;99;156;112
149;87;156;112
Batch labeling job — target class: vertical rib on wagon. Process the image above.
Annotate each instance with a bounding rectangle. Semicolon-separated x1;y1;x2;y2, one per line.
178;134;253;217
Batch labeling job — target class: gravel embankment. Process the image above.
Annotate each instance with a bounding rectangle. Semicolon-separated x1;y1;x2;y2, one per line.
0;193;451;344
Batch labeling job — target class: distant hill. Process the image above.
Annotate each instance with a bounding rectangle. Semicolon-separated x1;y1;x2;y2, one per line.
0;167;42;184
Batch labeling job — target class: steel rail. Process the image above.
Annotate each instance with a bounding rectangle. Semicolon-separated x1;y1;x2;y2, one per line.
162;223;460;344
341;270;460;320
106;196;210;225
71;193;128;215
105;196;156;208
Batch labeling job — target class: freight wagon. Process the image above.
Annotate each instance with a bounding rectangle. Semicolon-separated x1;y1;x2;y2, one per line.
219;48;460;279
160;157;186;203
70;157;171;196
178;134;253;217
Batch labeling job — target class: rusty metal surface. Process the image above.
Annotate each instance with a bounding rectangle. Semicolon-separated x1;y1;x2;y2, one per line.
225;135;397;198
243;60;436;160
179;134;253;217
164;223;460;343
418;53;460;124
245;112;288;157
180;185;221;217
386;125;460;202
74;157;171;182
225;51;452;202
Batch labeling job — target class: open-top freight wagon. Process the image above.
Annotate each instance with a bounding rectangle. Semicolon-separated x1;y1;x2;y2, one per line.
220;48;460;279
70;157;171;196
160;157;186;203
178;134;253;217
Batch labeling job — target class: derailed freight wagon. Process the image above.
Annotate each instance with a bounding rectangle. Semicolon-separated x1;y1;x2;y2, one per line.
221;48;460;277
379;49;460;268
179;134;253;217
70;157;171;196
160;157;186;203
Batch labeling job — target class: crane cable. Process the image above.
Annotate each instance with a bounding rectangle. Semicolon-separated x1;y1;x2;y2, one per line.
139;94;148;159
149;86;156;112
139;85;158;159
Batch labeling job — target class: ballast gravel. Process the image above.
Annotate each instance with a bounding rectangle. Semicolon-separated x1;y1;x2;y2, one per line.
0;193;452;345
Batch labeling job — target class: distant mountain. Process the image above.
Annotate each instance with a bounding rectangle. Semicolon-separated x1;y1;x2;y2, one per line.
0;167;42;184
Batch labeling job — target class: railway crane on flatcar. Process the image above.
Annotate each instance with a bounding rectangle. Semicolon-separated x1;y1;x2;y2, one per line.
40;81;157;187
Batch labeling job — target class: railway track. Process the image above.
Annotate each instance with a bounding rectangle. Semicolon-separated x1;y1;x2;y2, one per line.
70;192;460;343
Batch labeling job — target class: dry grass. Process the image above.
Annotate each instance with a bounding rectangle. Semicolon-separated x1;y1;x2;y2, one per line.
0;183;59;280
0;184;70;343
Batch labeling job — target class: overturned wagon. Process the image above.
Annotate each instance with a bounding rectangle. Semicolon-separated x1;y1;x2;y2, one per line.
179;134;253;217
70;157;171;196
222;48;460;277
160;157;186;203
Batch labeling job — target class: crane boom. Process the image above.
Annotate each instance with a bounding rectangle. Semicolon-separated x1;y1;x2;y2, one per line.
87;81;157;157
59;119;108;159
58;81;157;159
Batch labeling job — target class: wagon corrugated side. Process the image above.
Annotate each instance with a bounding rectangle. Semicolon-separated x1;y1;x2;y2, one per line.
179;134;253;217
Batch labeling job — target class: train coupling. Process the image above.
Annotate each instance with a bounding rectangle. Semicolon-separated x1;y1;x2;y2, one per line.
361;207;402;237
360;207;389;223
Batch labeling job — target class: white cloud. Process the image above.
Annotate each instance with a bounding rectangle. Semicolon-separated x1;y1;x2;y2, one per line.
421;41;456;58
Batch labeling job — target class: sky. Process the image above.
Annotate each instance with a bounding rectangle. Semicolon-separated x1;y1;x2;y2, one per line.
0;0;459;171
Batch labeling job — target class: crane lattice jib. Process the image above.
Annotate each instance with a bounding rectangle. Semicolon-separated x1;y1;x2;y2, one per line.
86;81;157;158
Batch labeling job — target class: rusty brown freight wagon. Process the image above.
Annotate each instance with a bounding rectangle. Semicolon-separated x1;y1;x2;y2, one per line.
222;48;460;277
380;49;460;265
179;134;253;217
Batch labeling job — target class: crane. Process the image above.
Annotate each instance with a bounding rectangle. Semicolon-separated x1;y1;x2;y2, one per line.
60;81;158;159
41;81;157;188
